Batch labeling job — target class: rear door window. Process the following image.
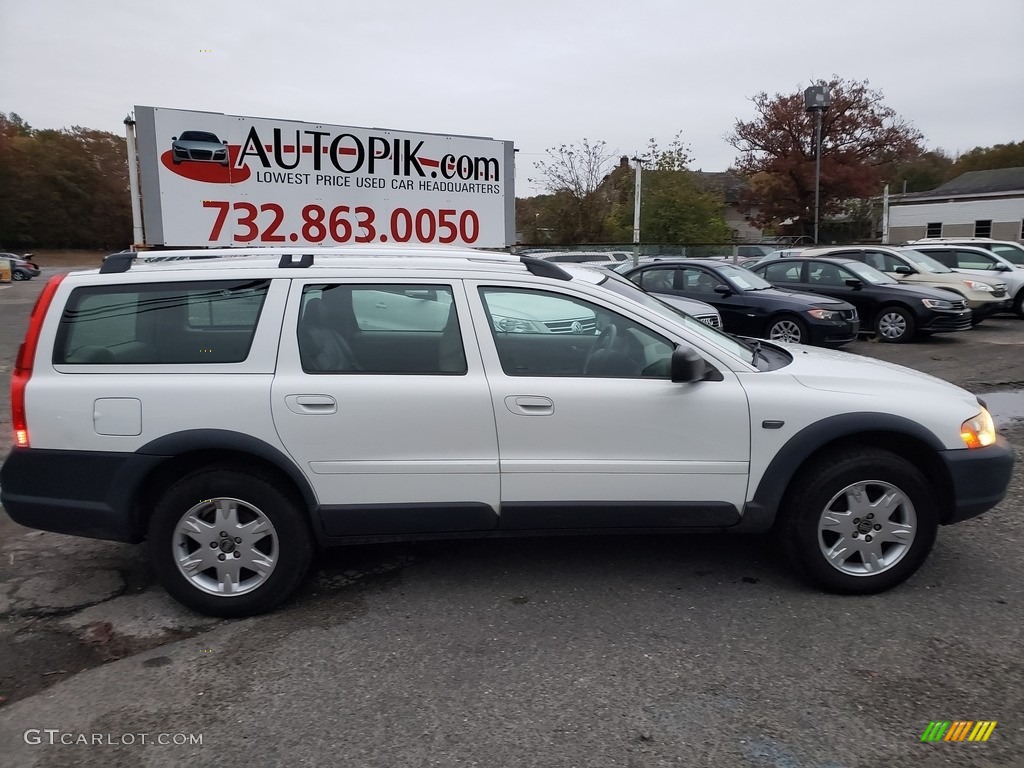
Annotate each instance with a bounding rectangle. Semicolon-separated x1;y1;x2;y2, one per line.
55;280;270;364
298;284;465;374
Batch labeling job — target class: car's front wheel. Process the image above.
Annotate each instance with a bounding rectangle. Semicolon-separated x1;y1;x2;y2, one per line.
875;305;915;343
766;315;806;344
148;466;313;617
1013;289;1024;319
777;448;938;594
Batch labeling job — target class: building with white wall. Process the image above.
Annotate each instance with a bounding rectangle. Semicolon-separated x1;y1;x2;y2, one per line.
887;167;1024;244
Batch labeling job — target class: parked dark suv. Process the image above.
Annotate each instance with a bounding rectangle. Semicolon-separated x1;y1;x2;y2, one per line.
622;259;859;346
750;257;972;343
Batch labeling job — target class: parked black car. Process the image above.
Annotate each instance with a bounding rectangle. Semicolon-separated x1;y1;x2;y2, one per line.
622;259;859;347
750;257;973;343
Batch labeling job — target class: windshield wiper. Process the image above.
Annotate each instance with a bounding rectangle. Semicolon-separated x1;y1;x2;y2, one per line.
750;340;769;366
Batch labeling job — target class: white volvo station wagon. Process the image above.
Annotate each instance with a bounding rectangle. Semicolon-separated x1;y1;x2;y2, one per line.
0;246;1013;616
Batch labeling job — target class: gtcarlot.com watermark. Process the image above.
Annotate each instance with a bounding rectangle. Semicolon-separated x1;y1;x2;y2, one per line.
24;729;203;746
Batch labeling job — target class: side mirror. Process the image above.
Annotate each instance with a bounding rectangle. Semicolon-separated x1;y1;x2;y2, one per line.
997;263;1011;272
713;284;731;296
171;136;178;141
845;279;864;290
894;265;914;275
670;346;708;383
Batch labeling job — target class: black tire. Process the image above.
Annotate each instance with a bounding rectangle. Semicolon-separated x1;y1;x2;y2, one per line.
11;270;26;281
874;305;915;343
148;466;313;617
1013;289;1024;319
766;314;807;344
776;448;938;594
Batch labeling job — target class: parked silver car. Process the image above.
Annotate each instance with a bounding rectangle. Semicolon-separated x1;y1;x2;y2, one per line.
171;130;229;166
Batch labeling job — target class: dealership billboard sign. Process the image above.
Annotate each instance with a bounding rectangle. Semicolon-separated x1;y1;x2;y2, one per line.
133;106;515;248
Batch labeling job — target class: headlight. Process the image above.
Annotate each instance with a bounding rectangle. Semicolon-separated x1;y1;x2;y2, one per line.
806;309;840;320
492;315;541;333
961;408;996;448
921;298;955;309
962;280;993;292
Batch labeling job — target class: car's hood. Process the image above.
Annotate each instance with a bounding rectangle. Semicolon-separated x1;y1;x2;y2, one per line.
878;282;970;301
776;342;977;405
657;294;718;316
174;140;224;150
951;267;1022;290
748;287;852;308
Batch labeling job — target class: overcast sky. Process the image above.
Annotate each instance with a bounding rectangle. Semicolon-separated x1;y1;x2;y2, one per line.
2;0;1022;196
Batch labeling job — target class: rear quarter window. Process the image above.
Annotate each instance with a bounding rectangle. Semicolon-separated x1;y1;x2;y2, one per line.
54;280;270;365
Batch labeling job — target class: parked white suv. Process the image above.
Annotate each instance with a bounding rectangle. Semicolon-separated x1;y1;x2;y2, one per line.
907;238;1024;268
1;246;1013;616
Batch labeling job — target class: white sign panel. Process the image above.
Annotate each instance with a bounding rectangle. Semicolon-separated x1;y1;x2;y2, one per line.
134;106;515;248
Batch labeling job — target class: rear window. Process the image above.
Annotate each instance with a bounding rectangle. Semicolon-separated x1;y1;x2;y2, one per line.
55;280;269;365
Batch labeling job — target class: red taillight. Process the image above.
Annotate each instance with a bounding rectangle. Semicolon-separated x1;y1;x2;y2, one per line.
12;274;66;448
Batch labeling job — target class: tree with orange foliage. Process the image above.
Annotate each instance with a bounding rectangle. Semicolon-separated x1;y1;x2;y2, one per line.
727;77;923;240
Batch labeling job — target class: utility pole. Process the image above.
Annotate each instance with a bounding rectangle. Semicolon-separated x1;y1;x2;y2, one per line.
124;114;145;249
631;157;644;268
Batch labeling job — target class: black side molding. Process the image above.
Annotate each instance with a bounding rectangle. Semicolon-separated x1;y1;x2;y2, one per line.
319;502;498;537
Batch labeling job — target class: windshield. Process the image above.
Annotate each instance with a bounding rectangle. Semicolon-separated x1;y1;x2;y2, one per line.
843;261;897;285
179;131;220;143
597;271;755;361
716;263;773;290
990;244;1024;266
896;248;953;273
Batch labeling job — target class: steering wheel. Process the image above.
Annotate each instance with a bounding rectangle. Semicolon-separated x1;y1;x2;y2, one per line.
583;322;618;374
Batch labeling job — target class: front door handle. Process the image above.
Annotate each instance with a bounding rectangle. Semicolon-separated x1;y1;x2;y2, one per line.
285;394;338;415
505;395;553;416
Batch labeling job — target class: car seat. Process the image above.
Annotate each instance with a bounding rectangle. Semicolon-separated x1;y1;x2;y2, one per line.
298;297;362;372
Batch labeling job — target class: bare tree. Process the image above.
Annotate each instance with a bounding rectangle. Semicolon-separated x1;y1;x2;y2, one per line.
530;139;619;242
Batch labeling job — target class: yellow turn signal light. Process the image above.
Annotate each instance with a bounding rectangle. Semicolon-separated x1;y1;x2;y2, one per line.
961;409;996;449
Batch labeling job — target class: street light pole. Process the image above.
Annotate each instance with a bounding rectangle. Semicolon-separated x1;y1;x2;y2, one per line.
631;157;643;268
813;108;822;244
804;86;831;244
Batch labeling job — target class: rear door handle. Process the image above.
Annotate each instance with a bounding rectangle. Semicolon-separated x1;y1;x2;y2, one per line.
285;394;338;414
505;395;553;416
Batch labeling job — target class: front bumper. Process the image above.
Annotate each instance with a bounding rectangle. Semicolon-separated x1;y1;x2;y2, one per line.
808;319;861;347
918;307;973;333
939;437;1015;523
969;299;1012;320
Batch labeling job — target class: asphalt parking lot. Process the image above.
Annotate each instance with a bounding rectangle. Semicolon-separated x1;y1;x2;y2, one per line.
1;265;1022;768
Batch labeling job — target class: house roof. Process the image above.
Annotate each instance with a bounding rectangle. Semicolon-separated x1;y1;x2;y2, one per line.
893;167;1024;202
694;171;747;204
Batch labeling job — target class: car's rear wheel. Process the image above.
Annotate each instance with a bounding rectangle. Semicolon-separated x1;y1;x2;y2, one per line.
777;448;938;594
11;270;25;281
875;305;915;343
148;466;312;617
766;315;806;344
